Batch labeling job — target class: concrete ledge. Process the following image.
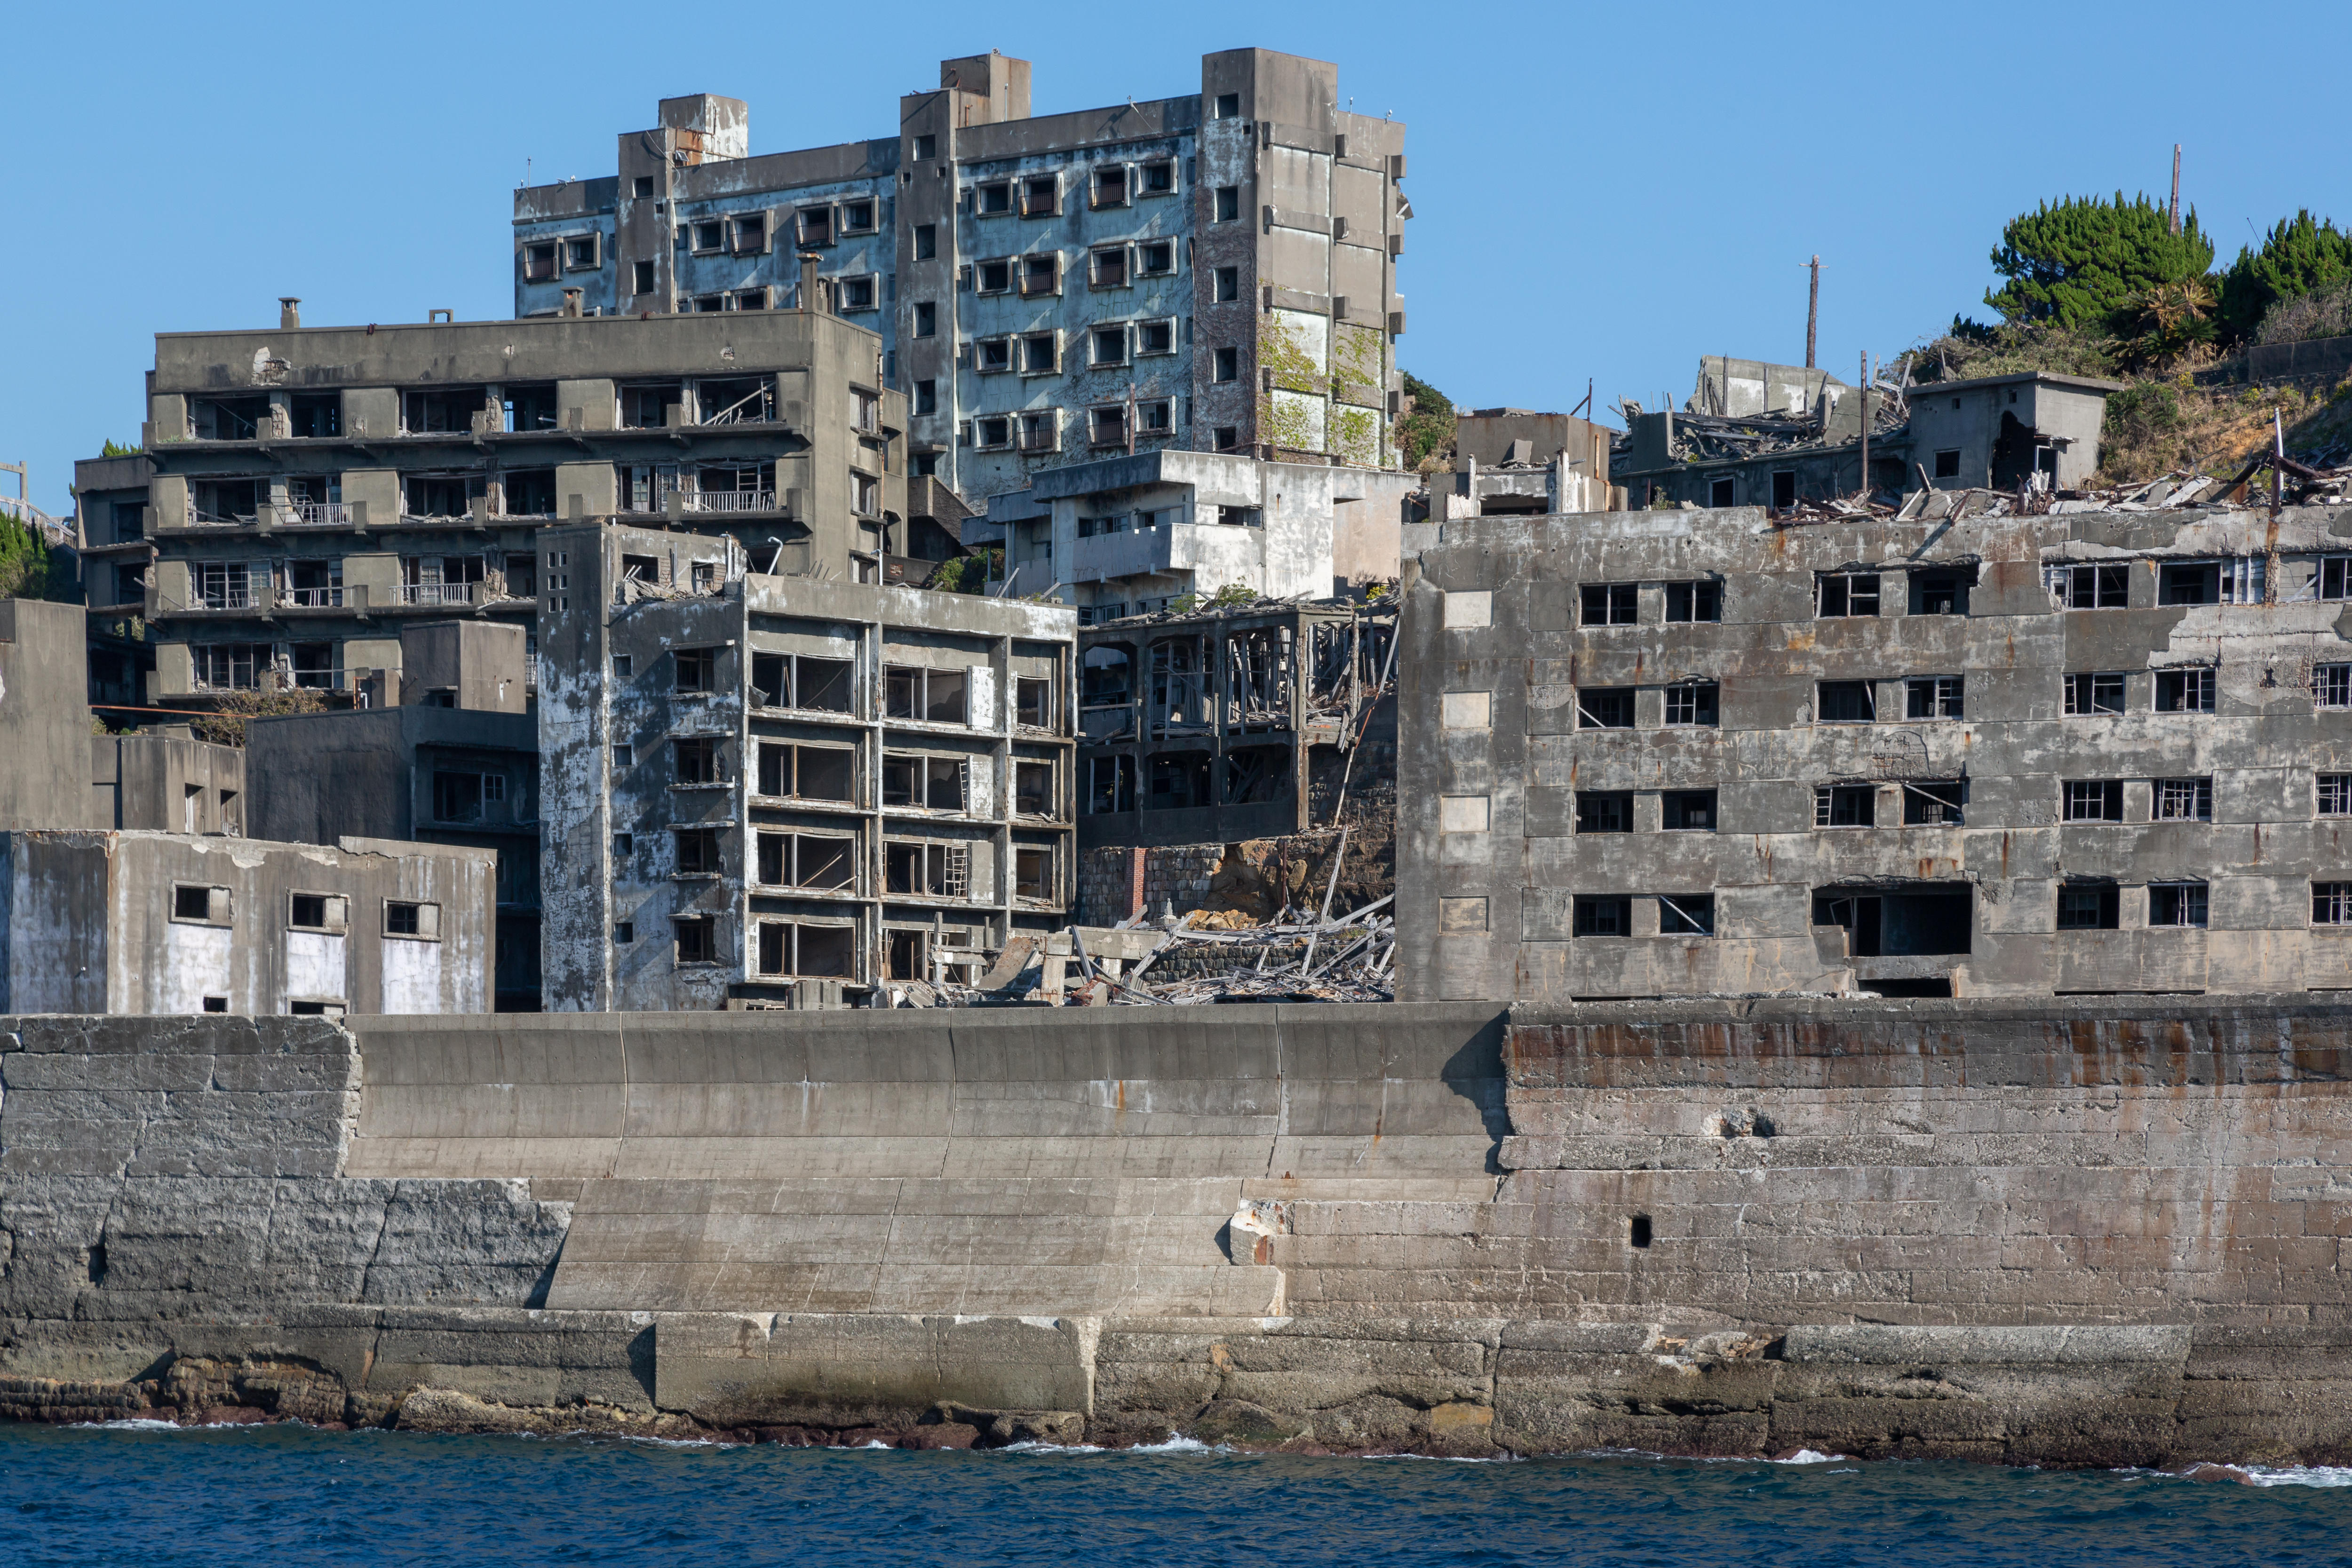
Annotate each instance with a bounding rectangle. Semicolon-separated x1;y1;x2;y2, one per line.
1783;1325;2193;1365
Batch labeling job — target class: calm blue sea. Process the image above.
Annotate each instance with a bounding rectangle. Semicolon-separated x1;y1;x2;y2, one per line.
0;1423;2345;1566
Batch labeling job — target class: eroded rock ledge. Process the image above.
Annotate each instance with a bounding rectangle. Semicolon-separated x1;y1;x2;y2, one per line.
4;1309;2348;1467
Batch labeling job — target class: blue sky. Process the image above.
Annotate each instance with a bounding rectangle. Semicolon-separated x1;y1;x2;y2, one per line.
5;0;2344;514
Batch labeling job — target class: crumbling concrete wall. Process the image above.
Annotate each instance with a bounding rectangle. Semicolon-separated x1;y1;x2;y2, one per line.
1399;501;2352;1002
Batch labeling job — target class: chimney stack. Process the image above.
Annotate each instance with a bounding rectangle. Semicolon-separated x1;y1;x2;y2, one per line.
278;297;301;329
798;252;825;314
560;287;584;318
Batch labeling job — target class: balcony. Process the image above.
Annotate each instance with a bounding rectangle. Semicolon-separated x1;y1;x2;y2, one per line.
286;502;352;527
401;581;481;608
683;491;777;515
281;586;346;609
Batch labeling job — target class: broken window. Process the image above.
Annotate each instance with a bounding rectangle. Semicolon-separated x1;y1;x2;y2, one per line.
432;772;486;823
731;213;766;253
2322;775;2352;816
193;642;263;690
1019;176;1058;217
674;917;716;964
385;900;439;939
1015;760;1054;817
1214;185;1240;222
2160;562;2220;605
1020;255;1061;298
1815;786;1875;828
2062;780;2124;822
1137;318;1176;354
1091;246;1129;289
1577;688;1635;729
1662;790;1716;831
1018;410;1058;453
2064;672;2126;716
1016;677;1053;729
798;205;834;246
976;181;1011;215
1572;896;1630;937
837;276;877;312
565;234;600;269
1663;682;1718;727
1664;581;1720;623
976;416;1011;450
1223;746;1289;805
1213;348;1239;383
1146;752;1212;811
401;388;488;436
757;742;853;801
1142;158;1176;194
620;384;684;429
885;840;971;897
1817;572;1880;618
838;200;875;234
674;828;721;875
524;241;558;281
173;884;229;924
1091;325;1128;365
756;832;854;891
1091;166;1129;208
2155;668;2215;713
1932;449;1962;480
673;737;721;784
1910;570;1971;616
2155;777;2214;822
1902;779;1966;826
674;648;716;693
977;336;1013;373
1137;399;1173;436
691;219;725;253
914;223;937;259
2148;882;2208;928
1771;471;1797;511
195;560;256;609
1580;584;1638;626
2317;665;2352;710
1021;333;1058;373
976;259;1014;295
1658;895;1715;936
1214;266;1240;303
2317;883;2352;926
853;473;881;515
1016;846;1053;901
291;393;342;438
191;478;261;524
287;893;348;932
1575;792;1632;833
633;261;656;295
1708;476;1736;507
1138;240;1176;276
1090;406;1128;448
882;665;969;725
1905;676;1963;720
2058;883;2120;930
1816;681;1875;723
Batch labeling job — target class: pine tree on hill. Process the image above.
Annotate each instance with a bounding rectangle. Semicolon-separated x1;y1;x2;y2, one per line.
2219;209;2352;343
1984;192;2213;335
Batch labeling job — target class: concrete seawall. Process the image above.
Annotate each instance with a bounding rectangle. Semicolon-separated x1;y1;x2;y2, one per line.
6;999;2352;1463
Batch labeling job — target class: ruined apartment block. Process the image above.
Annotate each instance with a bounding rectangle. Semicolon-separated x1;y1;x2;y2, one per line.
0;832;494;1016
536;523;1076;1010
82;300;902;709
1399;502;2352;1001
247;622;543;1011
510;49;1409;501
1078;598;1392;851
1612;358;2121;511
981;448;1416;616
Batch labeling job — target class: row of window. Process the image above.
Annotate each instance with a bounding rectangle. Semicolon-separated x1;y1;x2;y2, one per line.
1564;558;2352;629
962;317;1181;372
620;647;1058;729
964;241;1182;297
183;377;850;442
954;401;1184;454
1547;882;2352;937
1551;775;2352;832
967;158;1184;219
644;828;1056;901
1552;668;2352;729
638;913;1011;979
624;737;1056;816
168;883;441;939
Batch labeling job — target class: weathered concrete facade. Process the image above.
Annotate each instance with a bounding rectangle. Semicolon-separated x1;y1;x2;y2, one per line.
535;522;1076;1009
247;624;540;1010
514;50;1409;500
14;998;2352;1464
0;832;493;1015
90;732;246;835
979;448;1414;614
1399;501;2352;1002
91;306;901;707
0;602;98;830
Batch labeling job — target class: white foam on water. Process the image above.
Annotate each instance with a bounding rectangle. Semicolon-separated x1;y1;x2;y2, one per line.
74;1419;183;1432
2242;1465;2352;1488
1773;1449;1851;1465
1126;1433;1219;1454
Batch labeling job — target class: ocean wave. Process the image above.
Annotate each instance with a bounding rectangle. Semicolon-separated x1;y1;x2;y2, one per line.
2241;1465;2352;1488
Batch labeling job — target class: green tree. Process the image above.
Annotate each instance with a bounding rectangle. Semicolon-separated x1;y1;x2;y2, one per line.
1395;371;1457;471
0;514;66;601
2218;210;2352;342
99;439;140;458
1984;192;2213;334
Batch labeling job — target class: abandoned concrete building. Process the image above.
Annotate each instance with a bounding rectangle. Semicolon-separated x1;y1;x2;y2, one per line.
534;522;1076;1010
246;622;542;1011
978;449;1416;617
91;730;246;834
511;48;1410;499
0;831;495;1016
1611;357;2122;511
1399;500;2352;1002
81;298;903;709
1076;597;1393;852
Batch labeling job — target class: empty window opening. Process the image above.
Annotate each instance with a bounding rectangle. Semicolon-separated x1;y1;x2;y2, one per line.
885;840;971;898
674;916;716;964
2155;777;2215;822
1815;785;1876;828
2149;882;2209;928
1016;676;1054;730
756;832;854;891
1771;470;1797;510
1629;1215;1653;1249
1816;681;1876;723
674;828;722;875
1577;688;1635;729
673;737;722;784
1902;779;1967;826
1818;572;1880;618
884;665;969;725
1658;894;1715;936
1147;752;1213;811
1909;570;1971;616
1664;581;1720;623
1663;790;1717;831
1581;584;1638;626
1087;754;1136;815
1708;476;1735;508
2316;883;2352;926
674;647;717;693
1015;846;1053;902
1905;675;1963;720
1813;885;1972;956
1016;760;1055;817
757;742;854;802
2064;673;2127;716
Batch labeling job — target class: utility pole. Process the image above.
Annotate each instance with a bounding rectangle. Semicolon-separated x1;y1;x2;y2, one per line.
1805;256;1821;369
2169;145;2182;236
1858;350;1870;504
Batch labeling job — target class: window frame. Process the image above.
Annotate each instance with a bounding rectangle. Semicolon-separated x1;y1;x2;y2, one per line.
1817;572;1881;618
2154;667;2216;714
2316;882;2352;926
1571;895;1633;938
1579;583;1639;626
1900;778;1967;826
2153;776;2215;823
1813;785;1876;828
2064;672;2127;717
1657;893;1716;937
2056;882;2120;930
2147;881;2209;928
1574;791;1633;833
1662;681;1719;728
2061;779;2126;823
1663;580;1721;623
1575;688;1637;730
1815;680;1877;724
1904;675;1964;721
